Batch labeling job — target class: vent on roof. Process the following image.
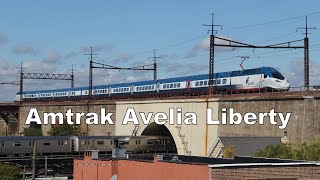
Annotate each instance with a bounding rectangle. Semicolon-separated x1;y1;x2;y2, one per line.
170;156;182;162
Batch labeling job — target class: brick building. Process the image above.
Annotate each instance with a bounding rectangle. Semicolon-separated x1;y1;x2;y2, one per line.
74;151;320;180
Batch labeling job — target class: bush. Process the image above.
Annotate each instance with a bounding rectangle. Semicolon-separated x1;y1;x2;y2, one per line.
255;141;320;161
0;163;20;179
23;127;43;136
49;124;82;136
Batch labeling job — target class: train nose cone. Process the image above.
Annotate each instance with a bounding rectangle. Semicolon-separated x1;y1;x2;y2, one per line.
284;81;290;89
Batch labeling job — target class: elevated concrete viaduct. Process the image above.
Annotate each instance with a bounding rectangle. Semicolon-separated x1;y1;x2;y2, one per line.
5;92;320;156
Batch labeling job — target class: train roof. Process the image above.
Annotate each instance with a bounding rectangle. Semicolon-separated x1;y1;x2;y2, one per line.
0;136;172;141
0;136;70;141
17;66;279;95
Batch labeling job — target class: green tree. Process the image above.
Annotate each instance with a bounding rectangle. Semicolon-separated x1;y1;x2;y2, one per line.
23;127;43;136
255;141;320;161
223;146;236;158
0;163;20;180
49;124;82;136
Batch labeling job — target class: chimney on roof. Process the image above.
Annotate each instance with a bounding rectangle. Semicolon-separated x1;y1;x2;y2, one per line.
84;150;99;160
154;154;163;162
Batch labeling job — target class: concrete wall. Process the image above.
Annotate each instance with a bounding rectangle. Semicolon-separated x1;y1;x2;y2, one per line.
217;96;320;143
115;98;219;156
16;94;320;156
0;115;18;136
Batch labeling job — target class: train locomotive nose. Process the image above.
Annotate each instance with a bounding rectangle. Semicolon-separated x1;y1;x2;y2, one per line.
284;80;290;90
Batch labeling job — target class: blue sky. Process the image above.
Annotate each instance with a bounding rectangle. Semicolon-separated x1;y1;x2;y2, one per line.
1;0;320;100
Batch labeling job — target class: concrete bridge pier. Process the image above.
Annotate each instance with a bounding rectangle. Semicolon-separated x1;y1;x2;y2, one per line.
0;114;19;136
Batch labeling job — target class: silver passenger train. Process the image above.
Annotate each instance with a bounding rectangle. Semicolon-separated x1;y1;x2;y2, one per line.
0;136;176;156
16;67;290;101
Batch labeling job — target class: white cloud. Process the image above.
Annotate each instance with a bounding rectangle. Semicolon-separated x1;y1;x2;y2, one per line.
111;53;133;64
0;33;8;45
80;44;114;54
12;44;35;54
42;51;61;64
186;36;236;58
286;58;320;87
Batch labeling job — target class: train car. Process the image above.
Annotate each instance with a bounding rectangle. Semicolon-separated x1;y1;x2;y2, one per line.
125;136;176;153
15;67;290;101
0;136;176;155
0;136;71;156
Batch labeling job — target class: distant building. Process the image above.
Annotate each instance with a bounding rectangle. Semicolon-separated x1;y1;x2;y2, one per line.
74;150;320;180
208;136;282;158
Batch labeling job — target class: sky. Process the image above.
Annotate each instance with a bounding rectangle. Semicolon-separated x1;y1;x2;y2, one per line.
1;0;320;101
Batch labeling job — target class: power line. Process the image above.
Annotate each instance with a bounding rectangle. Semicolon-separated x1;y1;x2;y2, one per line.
223;12;320;31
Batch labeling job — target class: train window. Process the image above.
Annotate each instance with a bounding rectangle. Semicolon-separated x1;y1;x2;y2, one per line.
217;79;221;84
174;84;177;88
200;81;204;86
97;141;104;145
177;83;181;88
195;81;199;86
43;142;51;146
13;142;21;146
204;81;208;86
170;84;173;88
222;79;227;84
163;84;166;89
270;69;285;80
213;80;216;85
147;141;154;145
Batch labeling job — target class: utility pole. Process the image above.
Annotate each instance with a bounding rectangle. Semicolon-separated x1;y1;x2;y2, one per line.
71;65;74;88
297;16;316;90
85;46;98;101
203;13;222;97
32;141;37;180
19;64;74;101
148;49;162;80
20;62;23;101
45;156;48;178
